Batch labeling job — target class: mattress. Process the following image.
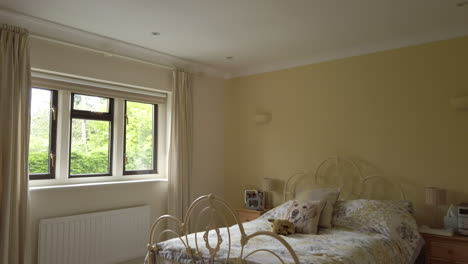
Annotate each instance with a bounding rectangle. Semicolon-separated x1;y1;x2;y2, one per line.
155;218;420;264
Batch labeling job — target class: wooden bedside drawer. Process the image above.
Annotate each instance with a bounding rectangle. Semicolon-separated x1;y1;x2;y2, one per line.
430;241;468;262
423;233;468;264
235;209;266;223
428;260;451;264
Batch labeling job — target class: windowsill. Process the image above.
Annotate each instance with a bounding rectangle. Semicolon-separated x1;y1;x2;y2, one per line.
29;178;167;191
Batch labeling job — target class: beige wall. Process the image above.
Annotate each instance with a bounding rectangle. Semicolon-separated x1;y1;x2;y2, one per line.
192;76;225;201
191;76;226;230
224;36;468;225
29;38;224;263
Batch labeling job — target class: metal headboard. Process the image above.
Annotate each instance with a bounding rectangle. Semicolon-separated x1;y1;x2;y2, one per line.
283;156;406;202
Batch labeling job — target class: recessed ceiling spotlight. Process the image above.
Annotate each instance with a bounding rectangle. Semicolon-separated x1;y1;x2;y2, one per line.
457;1;468;7
151;32;160;36
225;56;233;59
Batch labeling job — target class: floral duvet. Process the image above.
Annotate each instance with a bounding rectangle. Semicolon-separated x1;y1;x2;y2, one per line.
154;200;423;264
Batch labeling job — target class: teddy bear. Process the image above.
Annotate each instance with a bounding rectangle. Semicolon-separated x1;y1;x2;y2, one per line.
268;219;295;236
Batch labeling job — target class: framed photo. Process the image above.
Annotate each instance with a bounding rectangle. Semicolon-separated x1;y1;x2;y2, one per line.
244;190;265;210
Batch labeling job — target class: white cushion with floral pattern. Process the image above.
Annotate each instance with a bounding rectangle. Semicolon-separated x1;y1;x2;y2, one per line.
286;200;325;234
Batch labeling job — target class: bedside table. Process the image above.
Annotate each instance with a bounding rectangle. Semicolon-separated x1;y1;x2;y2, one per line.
422;233;468;263
235;208;266;223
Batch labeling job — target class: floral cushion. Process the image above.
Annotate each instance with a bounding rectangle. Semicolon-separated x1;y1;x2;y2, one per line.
332;199;421;259
259;200;293;220
296;188;340;229
286;200;325;234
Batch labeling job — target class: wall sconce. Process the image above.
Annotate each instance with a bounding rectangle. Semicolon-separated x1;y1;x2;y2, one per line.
451;96;468;110
254;113;271;124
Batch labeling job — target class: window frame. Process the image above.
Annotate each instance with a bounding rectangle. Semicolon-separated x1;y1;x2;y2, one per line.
123;100;158;175
29;88;58;180
28;74;169;188
68;93;115;178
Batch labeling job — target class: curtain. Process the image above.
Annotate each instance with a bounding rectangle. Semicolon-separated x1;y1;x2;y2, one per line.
0;25;31;264
168;70;193;227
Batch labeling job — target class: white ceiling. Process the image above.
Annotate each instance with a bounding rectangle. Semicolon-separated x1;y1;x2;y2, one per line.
1;0;468;78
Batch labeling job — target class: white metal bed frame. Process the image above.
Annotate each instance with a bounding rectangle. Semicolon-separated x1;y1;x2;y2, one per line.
145;156;406;264
145;194;300;264
283;156;406;202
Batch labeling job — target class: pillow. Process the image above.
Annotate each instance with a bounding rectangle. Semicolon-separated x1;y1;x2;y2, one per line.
396;200;415;215
296;188;340;228
333;199;415;217
286;200;325;234
259;200;293;221
332;199;421;260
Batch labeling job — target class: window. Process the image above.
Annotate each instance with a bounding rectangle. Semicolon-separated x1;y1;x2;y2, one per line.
28;75;167;187
29;88;58;180
124;101;158;175
69;93;114;177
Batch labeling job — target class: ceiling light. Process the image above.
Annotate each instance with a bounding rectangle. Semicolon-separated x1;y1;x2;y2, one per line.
151;32;160;36
457;1;468;7
225;56;233;59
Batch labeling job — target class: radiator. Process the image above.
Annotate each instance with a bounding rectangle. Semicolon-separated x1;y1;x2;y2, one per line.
38;205;150;264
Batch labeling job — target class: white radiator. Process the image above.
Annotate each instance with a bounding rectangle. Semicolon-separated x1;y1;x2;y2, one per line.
38;205;150;264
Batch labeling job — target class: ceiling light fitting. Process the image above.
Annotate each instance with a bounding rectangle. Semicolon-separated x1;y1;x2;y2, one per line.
457;1;468;7
151;32;160;36
225;56;233;59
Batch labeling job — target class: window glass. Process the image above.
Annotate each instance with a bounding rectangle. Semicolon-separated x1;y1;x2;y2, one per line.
29;88;53;176
73;94;109;113
124;101;155;173
70;119;111;175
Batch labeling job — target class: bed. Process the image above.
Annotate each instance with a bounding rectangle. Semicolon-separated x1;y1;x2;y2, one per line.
145;157;424;264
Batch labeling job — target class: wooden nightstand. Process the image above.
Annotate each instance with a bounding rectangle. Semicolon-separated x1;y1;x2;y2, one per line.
422;233;468;263
235;208;266;223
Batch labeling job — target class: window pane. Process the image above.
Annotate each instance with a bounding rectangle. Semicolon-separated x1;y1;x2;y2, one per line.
29;88;52;174
125;101;154;171
70;119;110;175
73;94;109;113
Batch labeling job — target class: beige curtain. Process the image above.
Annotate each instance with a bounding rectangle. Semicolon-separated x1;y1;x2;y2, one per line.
0;25;31;264
168;70;193;225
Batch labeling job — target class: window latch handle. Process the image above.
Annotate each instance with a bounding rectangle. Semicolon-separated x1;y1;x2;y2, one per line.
51;106;57;120
124;155;128;164
50;153;55;167
125;114;129;124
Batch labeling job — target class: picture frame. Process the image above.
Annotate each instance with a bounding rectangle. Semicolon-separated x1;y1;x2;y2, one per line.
244;190;265;210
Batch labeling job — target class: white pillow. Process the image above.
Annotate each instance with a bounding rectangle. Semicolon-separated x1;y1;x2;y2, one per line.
286;200;325;234
332;199;422;261
296;188;340;228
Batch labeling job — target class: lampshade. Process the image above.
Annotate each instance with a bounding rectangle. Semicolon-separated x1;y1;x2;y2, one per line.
425;187;447;206
263;178;274;191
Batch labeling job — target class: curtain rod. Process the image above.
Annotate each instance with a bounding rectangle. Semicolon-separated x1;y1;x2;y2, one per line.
30;34;177;71
31;68;169;97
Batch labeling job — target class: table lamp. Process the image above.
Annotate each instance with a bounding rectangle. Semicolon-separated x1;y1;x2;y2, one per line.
425;187;447;228
262;178;274;209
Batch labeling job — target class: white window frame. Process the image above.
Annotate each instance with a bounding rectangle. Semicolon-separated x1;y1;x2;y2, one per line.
29;74;170;188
